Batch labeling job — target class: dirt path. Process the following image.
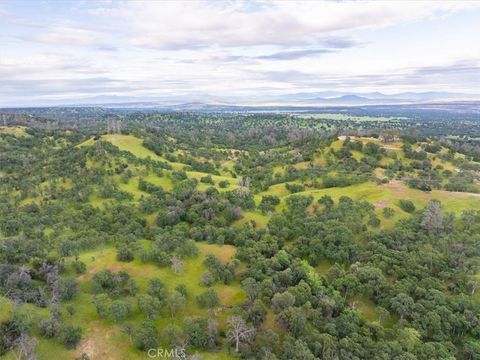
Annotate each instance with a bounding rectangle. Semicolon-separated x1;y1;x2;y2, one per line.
75;324;118;360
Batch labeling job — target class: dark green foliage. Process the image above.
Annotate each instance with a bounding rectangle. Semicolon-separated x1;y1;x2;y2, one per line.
285;183;305;194
116;245;134;262
259;195;280;214
134;320;158;351
383;207;395;218
147;278;166;301
200;175;214;184
0;320;21;355
72;261;87;274
318;194;334;208
59;277;80;301
398;199;416;213
196;288;220;309
218;180;229;188
175;284;188;298
59;325;82;349
203;254;234;284
40;317;60;338
184;317;216;350
91;270;135;298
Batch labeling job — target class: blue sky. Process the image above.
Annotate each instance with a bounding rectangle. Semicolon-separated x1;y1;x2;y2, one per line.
1;0;480;106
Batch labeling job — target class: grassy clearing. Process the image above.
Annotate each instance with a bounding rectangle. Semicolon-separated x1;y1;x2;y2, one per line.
196;243;237;264
64;242;243;360
0;243;243;360
271;181;480;223
352;297;380;322
293;161;311;170
0;296;13;322
0;126;27;136
118;177;148;200
143;174;174;191
255;181;304;202
241;168;480;230
315;260;335;276
80;134;186;170
82;135;240;193
234;211;270;229
187;171;237;192
103;135;159;159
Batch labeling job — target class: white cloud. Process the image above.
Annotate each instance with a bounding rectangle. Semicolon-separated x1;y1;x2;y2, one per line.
1;0;480;105
89;0;477;49
24;26;104;47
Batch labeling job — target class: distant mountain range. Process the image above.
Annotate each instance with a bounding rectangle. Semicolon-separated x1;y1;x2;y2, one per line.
3;91;480;109
88;91;480;109
262;91;480;106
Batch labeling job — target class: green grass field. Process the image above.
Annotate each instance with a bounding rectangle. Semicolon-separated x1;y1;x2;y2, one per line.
246;179;480;230
0;242;243;360
187;171;237;192
0;126;27;136
81;135;239;196
80;134;186;170
234;211;271;228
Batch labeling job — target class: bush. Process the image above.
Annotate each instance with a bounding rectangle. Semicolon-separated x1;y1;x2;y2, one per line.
259;195;280;214
59;277;80;301
163;324;184;348
218;180;229;188
116;245;134;262
196;288;220;308
109;300;131;323
318;195;334;208
285;183;306;194
175;284;188;298
200;175;214;184
72;261;86;274
398;199;416;213
134;320;158;351
59;325;82;349
383;207;395;218
184;317;211;350
368;215;381;227
201;271;214;287
40;318;60;338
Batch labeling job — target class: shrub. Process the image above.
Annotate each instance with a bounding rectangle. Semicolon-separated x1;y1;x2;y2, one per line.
116;245;134;262
59;325;82;349
40;317;60;338
398;199;416;213
59;277;80;301
184;317;210;350
285;183;306;194
196;288;220;309
200;175;214;184
72;261;86;274
383;207;395;218
134;320;158;351
218;180;229;188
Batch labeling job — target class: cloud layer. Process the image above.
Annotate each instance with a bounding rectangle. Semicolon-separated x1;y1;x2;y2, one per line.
1;0;479;106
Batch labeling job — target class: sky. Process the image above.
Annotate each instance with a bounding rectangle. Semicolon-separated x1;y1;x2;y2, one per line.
1;0;480;106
